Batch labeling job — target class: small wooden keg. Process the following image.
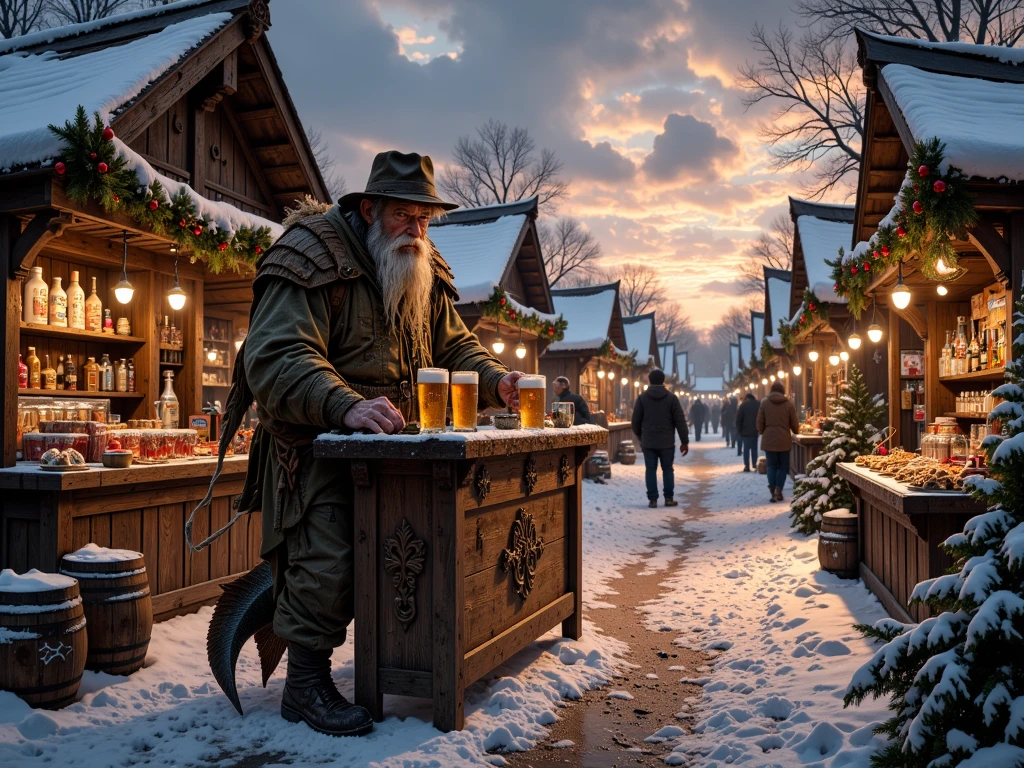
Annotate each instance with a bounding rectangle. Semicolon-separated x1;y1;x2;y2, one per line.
60;546;152;675
818;509;859;578
0;570;88;709
617;440;637;465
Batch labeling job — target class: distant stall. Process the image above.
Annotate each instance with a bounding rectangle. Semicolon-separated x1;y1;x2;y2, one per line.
658;341;677;385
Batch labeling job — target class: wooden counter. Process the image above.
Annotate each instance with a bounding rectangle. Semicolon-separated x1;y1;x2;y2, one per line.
313;425;607;732
836;462;984;622
605;421;635;461
0;456;258;621
791;434;825;477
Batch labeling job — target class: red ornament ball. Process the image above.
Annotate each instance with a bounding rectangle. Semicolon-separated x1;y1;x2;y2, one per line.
102;127;115;142
897;226;907;238
179;218;187;227
54;161;66;175
878;445;890;456
498;297;506;305
881;245;890;257
933;179;947;193
89;152;97;160
113;195;120;203
508;311;516;320
918;164;929;178
833;283;839;292
863;262;871;272
147;199;159;211
255;245;262;255
872;250;880;260
192;225;203;236
808;302;817;312
912;200;924;214
851;266;859;275
218;242;228;251
547;327;555;336
96;162;108;174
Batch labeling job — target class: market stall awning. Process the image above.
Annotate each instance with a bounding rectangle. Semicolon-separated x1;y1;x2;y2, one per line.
750;311;765;361
623;313;659;368
658;342;676;377
548;282;628;355
764;267;792;341
790;198;854;306
729;343;740;379
738;334;752;366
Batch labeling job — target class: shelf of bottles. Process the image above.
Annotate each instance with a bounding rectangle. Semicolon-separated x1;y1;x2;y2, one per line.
202;318;233;389
938;312;1007;383
158;315;185;367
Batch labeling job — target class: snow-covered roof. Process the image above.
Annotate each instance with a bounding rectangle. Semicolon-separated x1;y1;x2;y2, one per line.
693;377;724;394
0;14;231;172
547;284;621;353
730;343;740;376
750;313;765;358
623;314;657;366
677;352;689;382
882;63;1024;181
738;334;752;364
795;215;852;304
860;29;1024;68
767;274;792;334
688;362;694;376
428;214;527;304
658;343;676;377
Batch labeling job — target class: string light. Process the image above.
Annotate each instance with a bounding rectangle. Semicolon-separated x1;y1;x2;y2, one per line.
597;369;605;379
867;298;883;343
892;262;911;310
808;349;819;363
792;364;802;376
113;230;135;304
491;317;505;354
167;245;186;311
515;326;527;359
937;284;948;296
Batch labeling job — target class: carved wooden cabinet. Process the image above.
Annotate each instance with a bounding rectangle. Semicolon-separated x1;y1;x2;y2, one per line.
313;425;606;731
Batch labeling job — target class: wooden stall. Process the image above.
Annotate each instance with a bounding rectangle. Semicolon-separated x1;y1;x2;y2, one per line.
0;0;327;618
312;425;607;731
429;197;558;379
658;341;677;387
838;30;1024;620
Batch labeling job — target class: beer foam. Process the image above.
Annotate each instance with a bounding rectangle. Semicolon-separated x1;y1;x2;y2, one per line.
451;372;478;384
517;376;546;389
417;368;449;383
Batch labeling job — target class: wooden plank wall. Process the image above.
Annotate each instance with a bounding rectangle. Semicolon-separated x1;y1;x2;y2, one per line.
201;103;272;217
126;95;191;182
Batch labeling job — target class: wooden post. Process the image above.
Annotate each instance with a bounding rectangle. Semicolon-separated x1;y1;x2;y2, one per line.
1;215;19;467
562;447;586;640
432;460;464;732
352;460;382;721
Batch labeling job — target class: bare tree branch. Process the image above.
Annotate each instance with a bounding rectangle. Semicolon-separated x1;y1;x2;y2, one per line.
439;119;568;211
617;263;666;317
538;217;601;287
710;306;756;352
47;0;133;24
0;0;44;37
305;126;348;202
654;302;700;356
741;214;794;297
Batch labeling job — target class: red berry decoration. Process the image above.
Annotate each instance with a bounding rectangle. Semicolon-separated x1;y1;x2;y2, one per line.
192;225;203;236
933;179;947;193
851;266;859;275
808;302;816;312
863;262;871;272
918;164;929;178
89;152;97;160
872;250;880;259
179;218;187;228
897;226;907;238
54;161;66;175
96;162;108;174
147;199;159;211
912;200;924;214
113;195;120;203
498;297;506;305
102;127;115;142
508;311;516;320
881;245;890;257
547;327;555;336
218;241;228;251
833;283;839;293
254;245;262;255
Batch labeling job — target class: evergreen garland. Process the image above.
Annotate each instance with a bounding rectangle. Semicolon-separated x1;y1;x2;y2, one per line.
477;286;567;342
597;339;638;369
780;289;830;353
833;138;977;319
48;106;273;273
844;298;1024;767
789;364;887;534
761;337;778;365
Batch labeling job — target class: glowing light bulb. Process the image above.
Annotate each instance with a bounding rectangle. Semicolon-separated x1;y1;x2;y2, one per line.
207;349;218;362
620;376;628;385
829;353;840;367
643;385;649;391
808;350;819;363
892;278;912;310
633;380;640;388
761;378;768;385
515;342;527;359
848;332;862;350
792;364;802;376
167;285;187;311
770;375;776;382
492;337;505;354
114;278;134;304
840;350;850;362
868;324;884;343
597;370;605;379
937;284;948;296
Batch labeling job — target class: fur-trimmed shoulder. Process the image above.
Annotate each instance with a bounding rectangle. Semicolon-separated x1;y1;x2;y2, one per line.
430;247;460;302
255;214;362;289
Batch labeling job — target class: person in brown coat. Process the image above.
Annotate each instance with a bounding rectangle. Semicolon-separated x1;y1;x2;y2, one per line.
756;381;799;503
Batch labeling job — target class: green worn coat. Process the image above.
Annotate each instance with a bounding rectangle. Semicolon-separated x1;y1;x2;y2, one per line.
242;206;508;556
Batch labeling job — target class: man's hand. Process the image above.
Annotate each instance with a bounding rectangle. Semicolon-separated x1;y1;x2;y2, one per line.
498;371;525;410
680;445;689;457
342;397;405;434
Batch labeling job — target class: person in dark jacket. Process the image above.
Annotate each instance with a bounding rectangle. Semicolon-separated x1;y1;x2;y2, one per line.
735;392;761;472
710;400;721;434
688;398;708;441
552;377;592;425
632;369;689;508
721;396;738;448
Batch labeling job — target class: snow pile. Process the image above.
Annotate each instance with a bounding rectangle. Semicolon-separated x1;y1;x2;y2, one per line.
639;438;891;766
62;543;140;563
883;63;1024;181
0;569;76;593
548;285;624;353
0;14;231;172
867;31;1024;65
796;215;853;303
429;215;527;304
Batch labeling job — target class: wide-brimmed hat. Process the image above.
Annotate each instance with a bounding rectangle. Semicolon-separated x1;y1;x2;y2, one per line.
336;150;458;211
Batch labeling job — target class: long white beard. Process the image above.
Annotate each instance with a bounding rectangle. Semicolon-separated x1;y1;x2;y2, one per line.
366;218;434;359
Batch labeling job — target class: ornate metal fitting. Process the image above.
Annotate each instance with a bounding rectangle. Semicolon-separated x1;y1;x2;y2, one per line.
523;455;538;495
246;0;271;42
475;465;491;501
558;454;571;485
383;519;426;631
501;509;545;600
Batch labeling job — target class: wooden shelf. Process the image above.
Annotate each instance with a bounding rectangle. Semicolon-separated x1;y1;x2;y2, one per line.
202;383;230;388
21;323;145;345
203;363;230;369
939;368;1005;384
944;412;989;420
18;389;146;399
202;338;230;345
158;344;184;352
160;361;185;368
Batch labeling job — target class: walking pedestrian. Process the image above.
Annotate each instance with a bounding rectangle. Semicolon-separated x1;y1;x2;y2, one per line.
735;392;760;471
632;369;689;508
721;395;738;448
710;399;721;435
756;381;800;503
689;397;708;442
552;376;592;425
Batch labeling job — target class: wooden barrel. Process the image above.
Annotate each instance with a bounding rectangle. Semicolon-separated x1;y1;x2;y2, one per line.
617;440;637;465
818;509;859;578
60;547;152;675
0;570;88;709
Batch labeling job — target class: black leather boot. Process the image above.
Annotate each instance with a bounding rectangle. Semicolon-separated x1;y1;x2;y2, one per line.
281;643;374;736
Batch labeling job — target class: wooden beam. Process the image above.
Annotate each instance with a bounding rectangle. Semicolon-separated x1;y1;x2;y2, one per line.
0;174;51;214
9;209;72;279
1012;212;1024;300
234;106;279;122
204;179;273;216
967;220;1011;285
114;19;246;144
892;303;928;340
40;227;206;280
219;101;280;219
876;72;915;157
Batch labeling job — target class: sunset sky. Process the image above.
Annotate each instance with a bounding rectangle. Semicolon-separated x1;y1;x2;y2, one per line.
268;0;833;330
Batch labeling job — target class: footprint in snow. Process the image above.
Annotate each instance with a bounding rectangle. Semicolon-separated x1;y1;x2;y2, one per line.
815;640;851;656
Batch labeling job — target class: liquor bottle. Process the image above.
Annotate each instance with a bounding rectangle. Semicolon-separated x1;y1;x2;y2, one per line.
170;321;179;348
980;324;989;370
65;354;77;391
998;322;1007;367
41;354;56;390
84;356;99;392
989;327;1001;368
23;266;48;324
116;358;127;393
67;271;85;330
100;353;113;392
102;309;114;334
48;276;67;327
85;276;103;332
941;331;952;377
17;354;28;389
160;315;170;345
954;316;968;375
56;354;65;389
969;328;980;372
159;370;179;428
26;346;40;388
127;358;135;392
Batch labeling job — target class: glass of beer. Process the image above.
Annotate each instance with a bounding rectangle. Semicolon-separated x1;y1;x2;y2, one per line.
518;374;546;430
451;371;479;432
417;368;449;433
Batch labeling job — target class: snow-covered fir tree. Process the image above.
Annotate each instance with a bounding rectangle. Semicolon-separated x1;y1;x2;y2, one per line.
790;364;887;534
845;299;1024;767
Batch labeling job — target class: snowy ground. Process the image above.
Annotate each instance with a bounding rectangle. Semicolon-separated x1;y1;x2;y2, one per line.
0;434;893;767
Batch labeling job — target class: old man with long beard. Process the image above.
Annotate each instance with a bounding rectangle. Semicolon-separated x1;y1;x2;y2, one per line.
236;152;523;737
